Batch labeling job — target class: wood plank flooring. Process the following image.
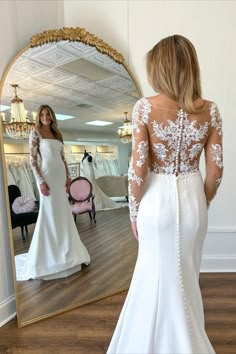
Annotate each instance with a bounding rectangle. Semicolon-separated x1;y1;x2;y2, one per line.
13;207;138;326
0;273;236;354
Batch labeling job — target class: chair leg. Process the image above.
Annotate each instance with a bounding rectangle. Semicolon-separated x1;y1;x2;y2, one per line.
92;209;96;224
93;212;96;224
73;214;77;223
20;226;25;242
25;225;29;241
88;211;92;221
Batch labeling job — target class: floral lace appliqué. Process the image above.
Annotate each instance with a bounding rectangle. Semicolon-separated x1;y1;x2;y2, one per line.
29;129;45;185
128;163;143;186
136;140;149;167
153;143;168;161
151;111;208;174
210;103;222;136
132;98;151;132
210;144;223;168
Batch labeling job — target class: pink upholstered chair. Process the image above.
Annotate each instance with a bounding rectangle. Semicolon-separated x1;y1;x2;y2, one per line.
69;177;96;223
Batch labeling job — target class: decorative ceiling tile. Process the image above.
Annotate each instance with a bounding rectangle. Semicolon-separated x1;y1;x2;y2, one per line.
58;76;92;89
28;44;79;68
34;68;75;84
16;78;49;91
11;57;51;76
87;52;116;68
62;41;98;58
107;61;130;78
97;75;137;93
4;70;28;86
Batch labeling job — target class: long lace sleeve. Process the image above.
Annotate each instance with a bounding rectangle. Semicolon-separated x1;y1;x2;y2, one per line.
61;145;70;178
128;98;151;222
204;103;223;202
29;129;45;185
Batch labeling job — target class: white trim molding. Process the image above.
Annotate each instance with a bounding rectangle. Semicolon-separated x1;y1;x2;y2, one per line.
201;226;236;272
207;226;236;233
0;295;16;327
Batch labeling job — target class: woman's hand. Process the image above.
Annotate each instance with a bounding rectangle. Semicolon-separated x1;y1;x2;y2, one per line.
65;177;71;193
206;199;211;210
40;182;50;196
131;221;139;241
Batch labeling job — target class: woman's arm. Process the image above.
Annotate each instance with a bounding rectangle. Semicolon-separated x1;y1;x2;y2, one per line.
29;129;50;196
61;145;70;191
204;103;223;206
128;99;151;238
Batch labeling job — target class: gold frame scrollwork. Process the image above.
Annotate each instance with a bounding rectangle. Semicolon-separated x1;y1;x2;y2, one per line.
30;27;125;64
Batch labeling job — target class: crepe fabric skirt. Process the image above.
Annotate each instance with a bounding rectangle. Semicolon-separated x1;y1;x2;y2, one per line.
107;171;215;354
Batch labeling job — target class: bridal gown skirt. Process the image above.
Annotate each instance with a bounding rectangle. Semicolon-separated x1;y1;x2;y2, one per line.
15;141;90;281
107;171;216;354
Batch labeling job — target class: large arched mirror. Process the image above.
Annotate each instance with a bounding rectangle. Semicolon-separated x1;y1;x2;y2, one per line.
0;27;141;327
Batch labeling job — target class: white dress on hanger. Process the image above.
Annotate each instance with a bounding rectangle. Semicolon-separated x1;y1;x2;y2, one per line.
17;163;36;200
15;129;90;281
7;164;16;186
107;98;223;354
81;156;117;211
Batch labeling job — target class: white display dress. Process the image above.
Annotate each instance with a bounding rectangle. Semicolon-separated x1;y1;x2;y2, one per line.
107;97;223;354
15;130;90;281
81;157;117;211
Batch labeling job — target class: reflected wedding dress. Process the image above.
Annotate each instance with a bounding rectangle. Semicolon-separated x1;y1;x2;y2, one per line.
15;129;90;281
107;98;223;354
81;156;117;210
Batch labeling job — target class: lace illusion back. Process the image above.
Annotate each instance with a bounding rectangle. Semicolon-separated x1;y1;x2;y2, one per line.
128;97;223;222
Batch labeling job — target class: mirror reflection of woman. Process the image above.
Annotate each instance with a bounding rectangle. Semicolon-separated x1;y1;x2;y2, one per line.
107;35;223;353
14;105;90;281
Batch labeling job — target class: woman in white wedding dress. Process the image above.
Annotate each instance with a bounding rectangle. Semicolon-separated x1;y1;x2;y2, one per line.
15;105;90;281
81;152;117;210
107;35;223;354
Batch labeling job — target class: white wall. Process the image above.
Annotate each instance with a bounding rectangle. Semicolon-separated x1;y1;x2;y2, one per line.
64;0;236;271
0;0;64;326
0;0;235;326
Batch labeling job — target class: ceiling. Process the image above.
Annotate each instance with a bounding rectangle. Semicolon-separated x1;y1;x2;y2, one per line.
1;40;140;143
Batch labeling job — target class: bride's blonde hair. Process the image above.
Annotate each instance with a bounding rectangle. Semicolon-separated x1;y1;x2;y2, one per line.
35;105;63;142
146;35;202;113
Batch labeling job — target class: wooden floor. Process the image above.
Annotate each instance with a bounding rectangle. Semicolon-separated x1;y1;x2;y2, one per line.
1;273;236;354
12;207;138;326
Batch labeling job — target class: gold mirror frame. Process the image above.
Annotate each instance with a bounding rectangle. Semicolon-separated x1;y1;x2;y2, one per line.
0;27;142;327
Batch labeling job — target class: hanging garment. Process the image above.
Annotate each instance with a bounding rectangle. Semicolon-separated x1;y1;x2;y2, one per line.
81;156;117;211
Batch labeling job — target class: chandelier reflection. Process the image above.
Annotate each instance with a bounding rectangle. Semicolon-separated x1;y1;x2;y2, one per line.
118;112;132;144
2;84;35;140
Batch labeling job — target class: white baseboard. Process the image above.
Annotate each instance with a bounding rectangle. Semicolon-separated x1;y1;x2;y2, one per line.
201;226;236;272
0;295;16;327
201;255;236;272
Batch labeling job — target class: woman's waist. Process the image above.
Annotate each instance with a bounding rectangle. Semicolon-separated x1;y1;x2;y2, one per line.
148;169;202;181
40;159;64;169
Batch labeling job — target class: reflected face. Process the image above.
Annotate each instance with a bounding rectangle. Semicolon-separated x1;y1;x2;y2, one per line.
40;109;52;126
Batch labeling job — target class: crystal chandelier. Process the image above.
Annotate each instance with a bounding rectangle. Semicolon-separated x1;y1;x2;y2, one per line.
2;84;35;139
118;112;132;144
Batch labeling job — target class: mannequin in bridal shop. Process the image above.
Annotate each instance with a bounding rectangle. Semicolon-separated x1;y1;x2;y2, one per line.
81;151;117;210
15;105;90;281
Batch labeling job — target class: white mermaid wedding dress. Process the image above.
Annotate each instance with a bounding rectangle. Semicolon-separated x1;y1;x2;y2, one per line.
107;97;223;354
15;130;90;281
